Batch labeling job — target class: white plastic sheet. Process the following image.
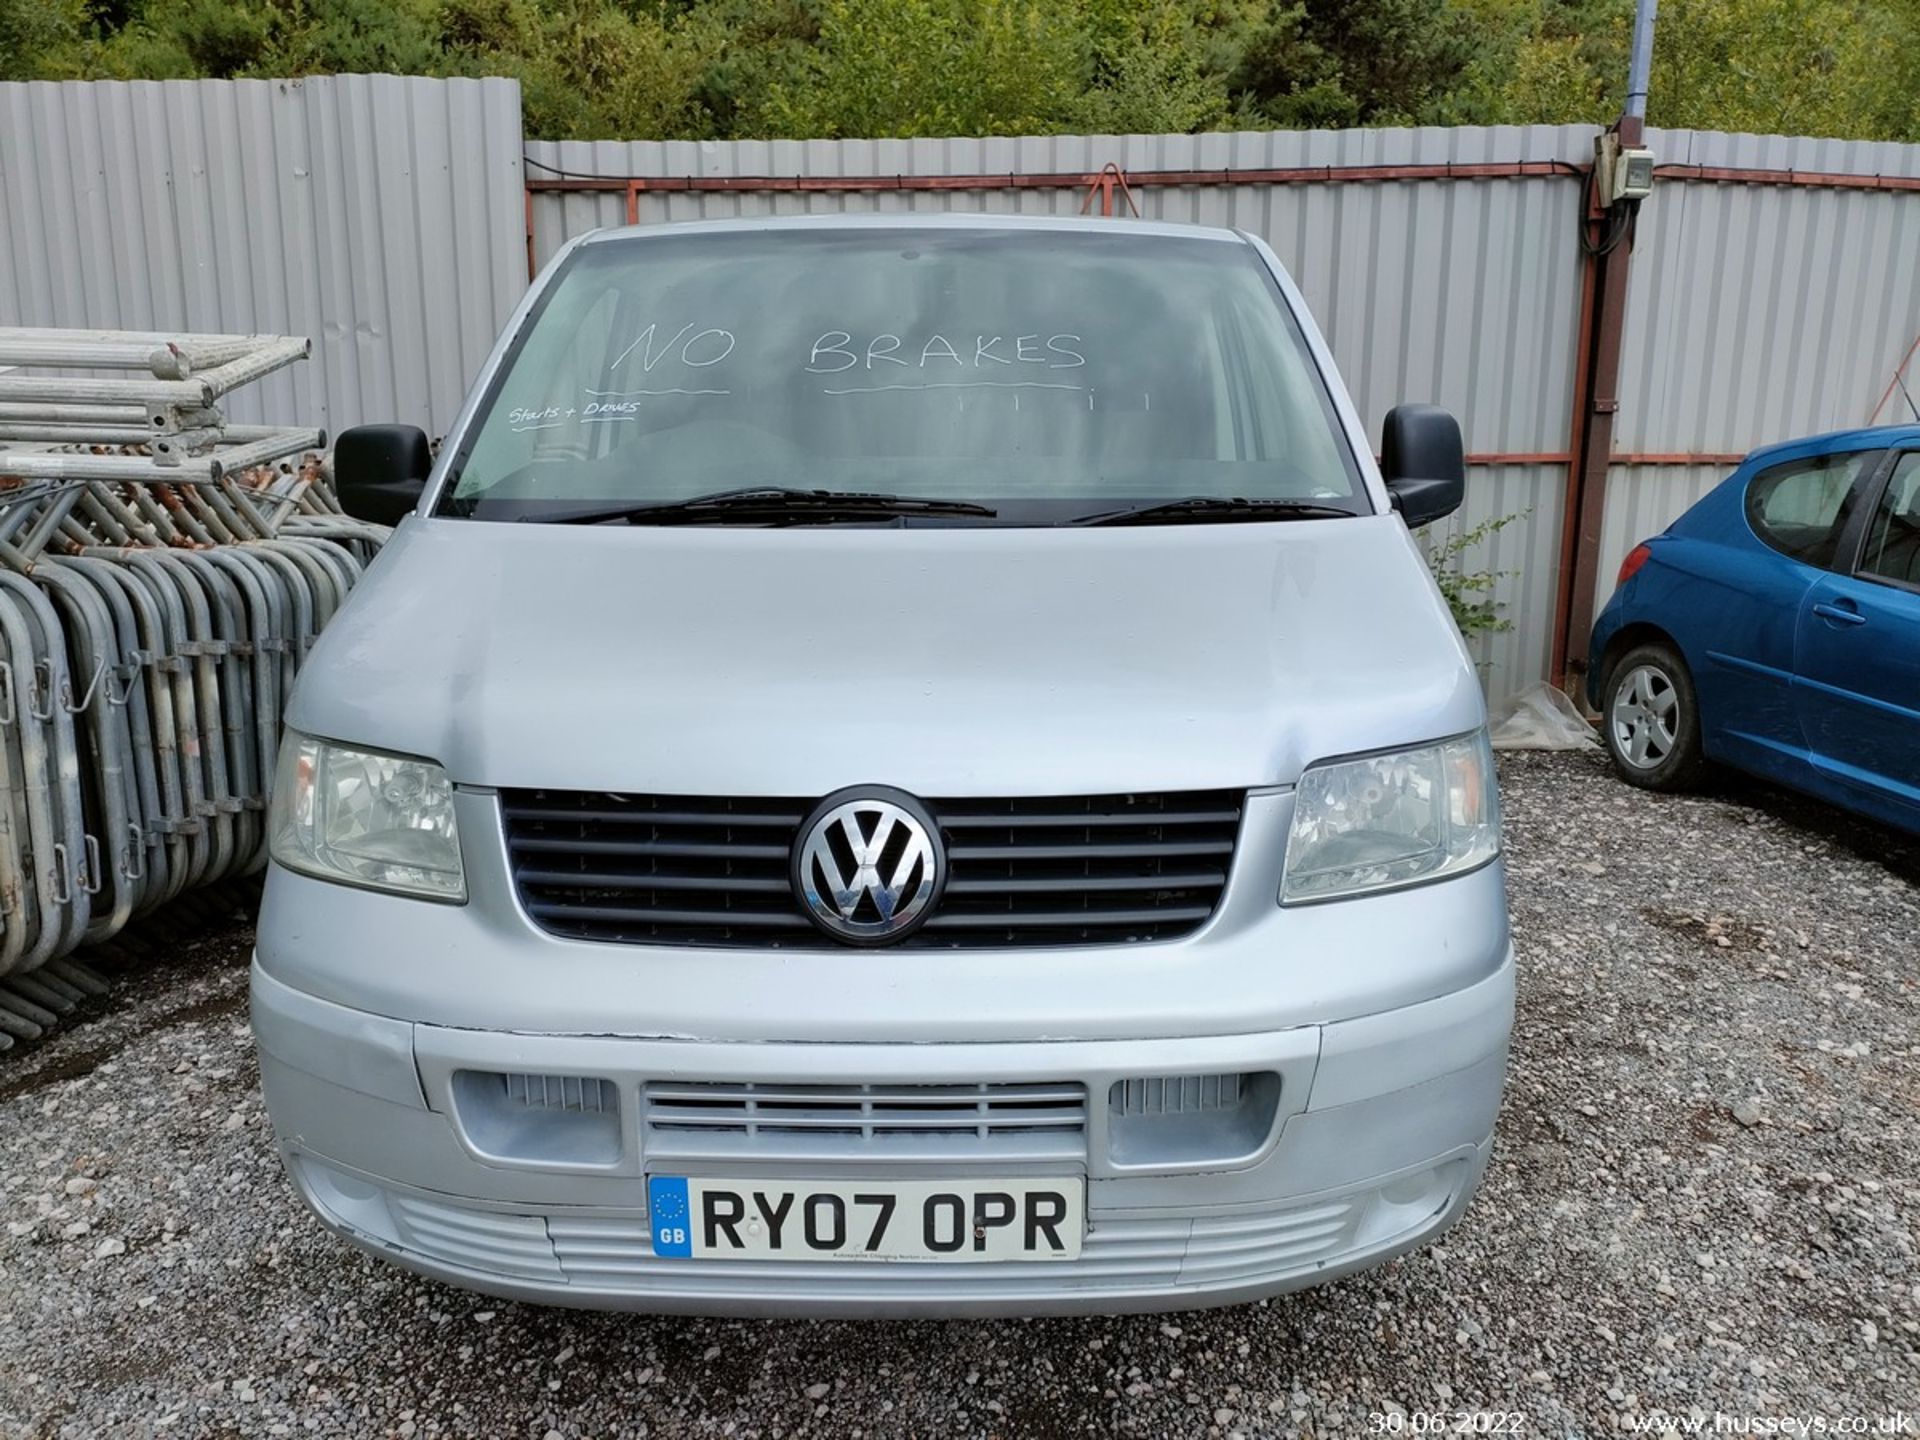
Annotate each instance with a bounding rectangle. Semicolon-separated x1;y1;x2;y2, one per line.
1489;682;1598;751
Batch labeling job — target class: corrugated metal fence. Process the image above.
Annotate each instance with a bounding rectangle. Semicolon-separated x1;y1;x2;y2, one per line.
7;74;1920;698
0;75;526;434
1604;131;1920;611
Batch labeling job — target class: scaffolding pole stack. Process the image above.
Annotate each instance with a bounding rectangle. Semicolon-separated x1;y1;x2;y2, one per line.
0;329;390;1048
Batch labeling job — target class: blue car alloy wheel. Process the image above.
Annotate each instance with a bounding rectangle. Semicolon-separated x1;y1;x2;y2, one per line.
1601;642;1705;791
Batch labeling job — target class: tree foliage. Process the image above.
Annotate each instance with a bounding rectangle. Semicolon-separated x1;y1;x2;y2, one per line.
4;0;1918;144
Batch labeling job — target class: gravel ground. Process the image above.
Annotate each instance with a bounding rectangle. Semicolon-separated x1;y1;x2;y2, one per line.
1;751;1916;1439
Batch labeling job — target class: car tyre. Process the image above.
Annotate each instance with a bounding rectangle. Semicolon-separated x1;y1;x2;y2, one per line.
1602;642;1705;791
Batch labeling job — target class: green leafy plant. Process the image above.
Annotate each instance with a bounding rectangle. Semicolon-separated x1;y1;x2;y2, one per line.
9;0;1920;144
1421;509;1528;638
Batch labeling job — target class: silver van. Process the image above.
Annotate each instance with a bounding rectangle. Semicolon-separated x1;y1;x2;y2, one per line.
252;215;1513;1316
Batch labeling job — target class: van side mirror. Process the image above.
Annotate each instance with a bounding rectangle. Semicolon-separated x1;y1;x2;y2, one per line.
333;425;432;525
1380;404;1465;528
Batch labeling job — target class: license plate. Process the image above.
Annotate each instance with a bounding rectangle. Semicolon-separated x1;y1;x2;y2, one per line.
647;1176;1084;1262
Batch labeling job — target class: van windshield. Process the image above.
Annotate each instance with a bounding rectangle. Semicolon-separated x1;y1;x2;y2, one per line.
442;227;1368;525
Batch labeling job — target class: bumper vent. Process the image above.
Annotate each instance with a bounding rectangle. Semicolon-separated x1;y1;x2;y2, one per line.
501;1072;618;1113
1111;1073;1253;1117
501;789;1242;949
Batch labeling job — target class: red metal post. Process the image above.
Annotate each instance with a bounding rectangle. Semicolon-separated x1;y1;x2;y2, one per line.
1555;117;1644;696
524;190;538;282
1549;244;1601;689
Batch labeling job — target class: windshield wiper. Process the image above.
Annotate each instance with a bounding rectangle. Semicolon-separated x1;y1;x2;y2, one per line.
1071;496;1360;527
536;487;997;526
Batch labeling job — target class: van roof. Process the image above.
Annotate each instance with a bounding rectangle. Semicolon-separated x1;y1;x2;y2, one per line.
579;213;1251;247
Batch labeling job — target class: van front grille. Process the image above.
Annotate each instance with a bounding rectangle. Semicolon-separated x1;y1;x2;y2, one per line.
500;788;1242;949
641;1080;1087;1165
645;1081;1087;1139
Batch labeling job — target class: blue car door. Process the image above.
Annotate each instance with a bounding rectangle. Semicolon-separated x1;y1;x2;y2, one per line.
1793;449;1920;822
1707;447;1882;780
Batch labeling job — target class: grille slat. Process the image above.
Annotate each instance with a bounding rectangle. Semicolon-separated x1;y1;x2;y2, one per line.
506;806;803;828
946;839;1235;861
524;901;802;929
937;808;1239;829
516;870;794;893
503;789;1241;949
923;906;1216;930
944;871;1224;895
509;836;793;861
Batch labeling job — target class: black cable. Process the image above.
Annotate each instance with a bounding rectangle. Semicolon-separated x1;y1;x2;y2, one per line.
1579;192;1637;258
522;154;617;182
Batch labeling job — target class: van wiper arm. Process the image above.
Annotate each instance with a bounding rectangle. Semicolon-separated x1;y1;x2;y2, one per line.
538;487;997;525
1071;496;1360;527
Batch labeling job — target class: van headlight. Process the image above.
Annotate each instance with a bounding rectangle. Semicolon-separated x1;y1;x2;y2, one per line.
1281;731;1500;904
268;732;465;901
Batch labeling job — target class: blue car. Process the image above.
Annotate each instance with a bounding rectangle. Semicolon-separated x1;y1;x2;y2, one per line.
1588;424;1920;835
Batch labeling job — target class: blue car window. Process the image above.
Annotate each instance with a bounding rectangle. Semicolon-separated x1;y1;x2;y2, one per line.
1859;452;1920;589
1744;450;1877;570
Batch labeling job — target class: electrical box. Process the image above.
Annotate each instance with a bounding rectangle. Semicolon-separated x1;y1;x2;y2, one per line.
1594;133;1656;206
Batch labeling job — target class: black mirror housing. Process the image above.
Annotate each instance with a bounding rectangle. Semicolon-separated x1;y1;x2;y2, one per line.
333;425;432;525
1380;404;1465;529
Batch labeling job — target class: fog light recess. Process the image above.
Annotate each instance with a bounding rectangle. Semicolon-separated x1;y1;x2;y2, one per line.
1106;1072;1282;1170
451;1070;624;1167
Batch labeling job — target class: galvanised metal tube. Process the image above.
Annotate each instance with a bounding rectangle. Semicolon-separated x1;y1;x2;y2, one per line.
1624;0;1658;120
0;327;275;349
206;428;326;478
0;572;90;965
0;373;209;407
66;557;167;914
0;403;155;426
0;424;182;445
0;327;392;996
0;451;214;483
33;564;136;939
0;429;320;484
15;489;87;564
190;338;312;401
0;624;33;975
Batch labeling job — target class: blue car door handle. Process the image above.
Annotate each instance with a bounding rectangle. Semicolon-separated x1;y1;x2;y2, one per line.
1811;600;1866;626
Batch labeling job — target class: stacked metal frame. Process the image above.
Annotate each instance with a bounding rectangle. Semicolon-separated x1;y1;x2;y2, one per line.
0;329;389;1049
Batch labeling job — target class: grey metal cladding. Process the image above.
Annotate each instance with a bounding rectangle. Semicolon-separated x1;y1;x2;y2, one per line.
0;75;526;437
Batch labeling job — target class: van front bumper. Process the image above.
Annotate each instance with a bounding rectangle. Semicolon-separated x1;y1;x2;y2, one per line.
251;948;1513;1317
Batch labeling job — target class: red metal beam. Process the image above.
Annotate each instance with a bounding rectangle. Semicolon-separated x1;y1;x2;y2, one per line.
1459;452;1738;466
1471;451;1742;466
1612;451;1745;466
1655;164;1920;193
520;160;1586;199
520;159;1920;199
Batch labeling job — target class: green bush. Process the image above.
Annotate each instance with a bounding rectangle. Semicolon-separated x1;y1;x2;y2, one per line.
6;0;1920;145
1422;509;1528;638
